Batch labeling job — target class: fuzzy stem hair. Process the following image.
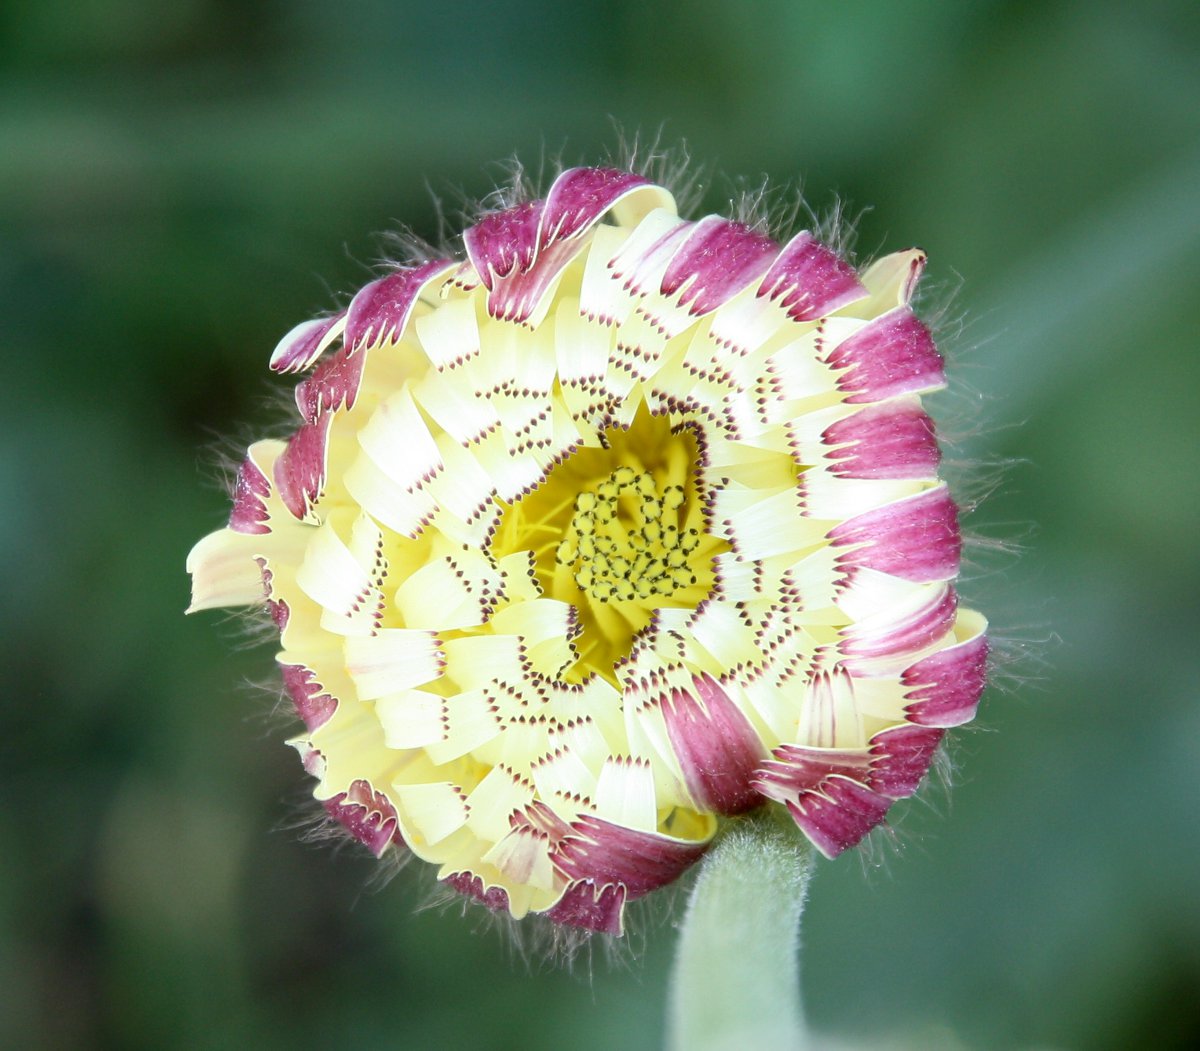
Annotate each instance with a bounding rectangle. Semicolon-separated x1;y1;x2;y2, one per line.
666;807;815;1051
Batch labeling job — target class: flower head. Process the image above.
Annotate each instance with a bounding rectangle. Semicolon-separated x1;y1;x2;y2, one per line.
187;165;987;935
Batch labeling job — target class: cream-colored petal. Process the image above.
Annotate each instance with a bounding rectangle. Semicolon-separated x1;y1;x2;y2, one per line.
185;529;264;612
344;629;444;700
850;248;927;317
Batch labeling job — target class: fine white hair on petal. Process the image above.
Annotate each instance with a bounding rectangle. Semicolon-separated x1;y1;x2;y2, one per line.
604;127;706;218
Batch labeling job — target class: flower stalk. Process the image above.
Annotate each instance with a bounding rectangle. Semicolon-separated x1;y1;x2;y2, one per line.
667;809;815;1051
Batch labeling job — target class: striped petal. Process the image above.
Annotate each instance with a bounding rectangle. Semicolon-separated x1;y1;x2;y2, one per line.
662;676;767;814
758;231;867;321
830;485;961;583
345;260;454;352
825;307;945;403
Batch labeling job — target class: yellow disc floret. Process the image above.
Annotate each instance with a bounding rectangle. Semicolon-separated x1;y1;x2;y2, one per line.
491;407;727;685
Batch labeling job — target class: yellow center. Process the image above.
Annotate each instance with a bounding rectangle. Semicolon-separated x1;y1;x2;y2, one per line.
491;407;727;686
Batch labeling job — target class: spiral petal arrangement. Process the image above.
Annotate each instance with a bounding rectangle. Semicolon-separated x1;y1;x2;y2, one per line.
188;166;987;935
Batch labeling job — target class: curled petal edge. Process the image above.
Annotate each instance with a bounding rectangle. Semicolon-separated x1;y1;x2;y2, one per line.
856;248;927;313
758;230;867;322
323;779;405;858
345;260;455;353
273;414;333;523
185;529;266;613
279;661;339;732
903;609;989;727
754;611;987;857
269;312;347;374
464;167;675;324
442;810;713;935
658;216;779;318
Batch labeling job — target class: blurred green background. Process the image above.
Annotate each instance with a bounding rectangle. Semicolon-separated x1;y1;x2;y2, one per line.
3;1;1198;1048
